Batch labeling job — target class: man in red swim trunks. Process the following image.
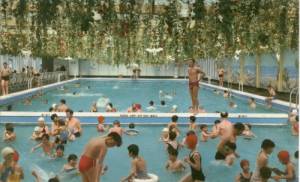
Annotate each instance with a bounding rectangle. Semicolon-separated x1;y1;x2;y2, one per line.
188;58;205;113
79;132;122;182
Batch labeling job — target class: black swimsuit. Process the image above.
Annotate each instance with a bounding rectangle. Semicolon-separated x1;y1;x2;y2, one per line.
240;172;252;182
215;151;226;160
1;75;9;81
189;151;205;181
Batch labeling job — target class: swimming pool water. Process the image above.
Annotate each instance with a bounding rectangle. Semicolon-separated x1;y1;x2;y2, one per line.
1;79;280;113
1;124;297;182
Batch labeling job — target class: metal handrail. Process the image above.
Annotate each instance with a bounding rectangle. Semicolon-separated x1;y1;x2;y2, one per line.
238;81;244;92
289;87;299;111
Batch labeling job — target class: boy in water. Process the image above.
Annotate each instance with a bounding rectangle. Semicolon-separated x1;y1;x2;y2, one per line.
79;132;122;182
53;144;64;158
63;154;78;172
109;120;125;136
249;98;256;109
97;115;107;132
235;159;253;182
166;147;185;172
66;109;82;138
121;144;150;181
125;123;139;136
224;142;237;166
188;116;197;131
166;131;181;152
242;124;256;139
3;123;16;141
199;124;210;142
31;134;55;156
272;150;297;182
250;139;275;182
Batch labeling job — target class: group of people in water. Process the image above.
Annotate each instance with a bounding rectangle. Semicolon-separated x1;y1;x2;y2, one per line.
1;108;298;182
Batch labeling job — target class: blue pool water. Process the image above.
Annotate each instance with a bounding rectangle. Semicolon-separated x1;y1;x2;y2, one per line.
1;79;280;113
0;124;298;182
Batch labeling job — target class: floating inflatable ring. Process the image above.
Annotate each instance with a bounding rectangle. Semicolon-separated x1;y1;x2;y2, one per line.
133;173;159;182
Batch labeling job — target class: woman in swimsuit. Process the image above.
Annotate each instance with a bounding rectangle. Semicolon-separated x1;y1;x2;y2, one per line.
218;68;225;87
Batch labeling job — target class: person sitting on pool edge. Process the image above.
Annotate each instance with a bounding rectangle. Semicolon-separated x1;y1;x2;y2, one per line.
66;109;82;138
121;144;151;181
3;123;16;142
166;147;186;172
79;132;122;182
125;123;139;136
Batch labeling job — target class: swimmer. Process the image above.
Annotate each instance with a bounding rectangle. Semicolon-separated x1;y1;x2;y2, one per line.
218;112;233;138
181;130;196;148
0;147;24;182
79;132;122;182
121;144;150;182
180;132;205;182
250;139;275;182
90;102;97;112
31;134;55;156
160;128;169;142
36;117;49;135
242;124;256;139
229;101;238;108
125;123;139;136
128;103;142;113
97;115;108;132
166;131;181;152
248;98;256;109
57;99;68;112
160;100;166;107
50;114;59;136
66;109;82;138
213;89;220;95
53;144;64;159
146;101;156;112
235;159;253;182
23;97;32;105
106;103;117;112
56;118;71;144
170;105;178;113
199;124;210;142
31;126;42;141
63;154;78;173
224;142;237;166
3;123;16;141
168;115;179;129
108;120;125;136
166;148;185;172
210;120;221;138
223;90;230;98
215;123;245;161
51;104;58;112
188;116;197;131
272;150;297;182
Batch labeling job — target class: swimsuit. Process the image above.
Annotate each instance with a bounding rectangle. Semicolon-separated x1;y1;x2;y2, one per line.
1;75;9;81
0;166;13;182
189;81;199;89
240;172;252;182
219;74;223;78
189;151;205;181
79;155;96;173
60;130;69;143
215;151;226;160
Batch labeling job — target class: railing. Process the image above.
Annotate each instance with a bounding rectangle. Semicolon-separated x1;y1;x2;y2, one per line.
238;81;244;92
9;71;68;93
289;87;299;111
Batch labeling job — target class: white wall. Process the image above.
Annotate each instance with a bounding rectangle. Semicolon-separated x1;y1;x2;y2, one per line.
0;55;42;72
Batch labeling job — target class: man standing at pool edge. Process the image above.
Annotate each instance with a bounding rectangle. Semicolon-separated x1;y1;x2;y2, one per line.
79;132;122;182
188;58;205;113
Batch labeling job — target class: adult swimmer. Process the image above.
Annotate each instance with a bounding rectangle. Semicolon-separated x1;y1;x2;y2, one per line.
79;132;122;182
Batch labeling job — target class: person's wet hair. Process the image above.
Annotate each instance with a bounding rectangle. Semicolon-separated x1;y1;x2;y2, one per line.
48;177;59;182
66;109;73;115
161;100;166;106
225;142;236;151
200;124;208;130
56;144;64;151
190;116;196;122
68;154;78;162
261;139;275;150
220;112;228;118
214;120;221;124
168;146;178;157
58;119;65;126
42;134;50;141
234;122;245;132
51;114;58;121
294;151;298;159
49;107;54;112
108;103;113;108
128;144;139;156
246;123;252;129
149;101;154;106
5;123;14;132
60;99;66;104
7;105;12;111
168;131;177;141
129;123;135;129
171;115;178;122
186;130;196;136
108;132;122;147
260;167;271;180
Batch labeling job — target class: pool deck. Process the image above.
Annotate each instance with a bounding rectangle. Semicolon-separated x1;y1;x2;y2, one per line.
0;78;297;125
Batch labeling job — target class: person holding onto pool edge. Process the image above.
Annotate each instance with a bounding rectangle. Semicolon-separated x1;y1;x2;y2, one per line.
187;58;205;114
79;132;122;182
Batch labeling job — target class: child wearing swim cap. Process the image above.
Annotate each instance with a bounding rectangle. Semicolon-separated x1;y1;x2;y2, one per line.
180;133;205;182
272;150;297;181
97;115;106;132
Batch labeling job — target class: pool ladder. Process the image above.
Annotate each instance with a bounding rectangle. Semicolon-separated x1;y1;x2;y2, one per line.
238;81;244;92
289;87;299;112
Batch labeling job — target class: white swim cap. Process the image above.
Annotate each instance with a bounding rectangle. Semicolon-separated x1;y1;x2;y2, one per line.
159;90;163;94
34;126;40;132
38;117;45;122
52;103;57;108
172;105;178;109
1;147;14;158
162;128;169;132
292;109;298;114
